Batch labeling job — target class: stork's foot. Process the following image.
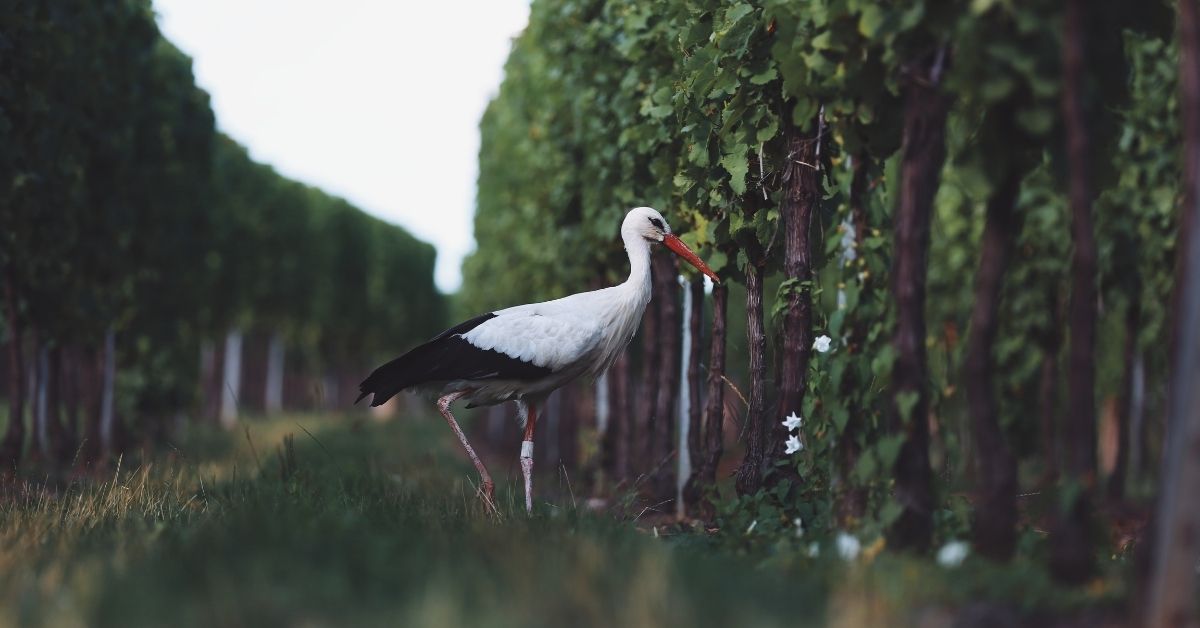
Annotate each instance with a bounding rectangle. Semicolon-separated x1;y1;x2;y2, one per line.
479;479;498;514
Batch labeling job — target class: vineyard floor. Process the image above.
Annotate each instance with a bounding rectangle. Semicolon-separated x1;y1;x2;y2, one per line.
0;413;1120;627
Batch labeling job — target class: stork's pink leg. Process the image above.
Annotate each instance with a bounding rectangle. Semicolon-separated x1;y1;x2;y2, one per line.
437;391;496;512
521;403;538;514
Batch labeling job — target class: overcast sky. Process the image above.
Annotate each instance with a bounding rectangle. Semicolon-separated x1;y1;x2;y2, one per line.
154;0;531;293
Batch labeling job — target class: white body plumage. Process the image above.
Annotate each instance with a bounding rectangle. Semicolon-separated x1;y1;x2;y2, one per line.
438;208;658;410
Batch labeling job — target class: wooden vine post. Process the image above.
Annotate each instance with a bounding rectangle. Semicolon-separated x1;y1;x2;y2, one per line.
887;46;951;553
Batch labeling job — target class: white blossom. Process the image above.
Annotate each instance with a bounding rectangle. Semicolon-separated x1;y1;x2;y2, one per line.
936;540;969;568
785;434;803;455
793;517;804;538
807;542;821;558
781;411;803;431
745;519;758;535
813;335;832;353
835;532;861;561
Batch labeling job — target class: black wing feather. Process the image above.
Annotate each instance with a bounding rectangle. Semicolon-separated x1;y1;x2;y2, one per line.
356;313;553;407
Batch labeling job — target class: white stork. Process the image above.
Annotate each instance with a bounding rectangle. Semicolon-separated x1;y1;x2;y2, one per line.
356;207;719;513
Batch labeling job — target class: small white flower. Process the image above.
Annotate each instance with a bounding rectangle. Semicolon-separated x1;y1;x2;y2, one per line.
813;335;832;353
835;532;861;561
781;411;803;431
785;434;803;455
745;519;758;535
793;517;805;538
937;540;969;568
807;542;821;558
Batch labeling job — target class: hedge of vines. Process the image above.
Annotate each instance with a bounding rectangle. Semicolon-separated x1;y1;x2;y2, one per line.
466;0;1192;587
0;1;444;467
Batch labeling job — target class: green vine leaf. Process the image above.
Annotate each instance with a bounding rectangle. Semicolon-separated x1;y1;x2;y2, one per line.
721;150;749;195
895;391;920;424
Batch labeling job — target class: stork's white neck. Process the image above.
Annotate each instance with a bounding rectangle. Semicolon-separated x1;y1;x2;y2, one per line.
621;230;654;302
575;214;660;379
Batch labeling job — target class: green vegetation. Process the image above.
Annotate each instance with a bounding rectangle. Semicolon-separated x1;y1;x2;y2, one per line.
463;0;1196;615
4;0;1199;624
0;415;1121;627
1;0;445;466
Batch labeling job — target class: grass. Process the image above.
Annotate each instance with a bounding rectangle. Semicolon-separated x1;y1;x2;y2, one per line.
0;412;1126;627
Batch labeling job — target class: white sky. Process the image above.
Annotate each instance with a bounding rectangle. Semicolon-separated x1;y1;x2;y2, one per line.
154;0;531;293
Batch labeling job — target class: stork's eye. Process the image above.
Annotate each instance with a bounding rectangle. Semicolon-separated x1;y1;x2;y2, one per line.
648;217;665;230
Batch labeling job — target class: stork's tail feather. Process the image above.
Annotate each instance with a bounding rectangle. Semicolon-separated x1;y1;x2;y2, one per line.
356;353;419;407
356;313;502;407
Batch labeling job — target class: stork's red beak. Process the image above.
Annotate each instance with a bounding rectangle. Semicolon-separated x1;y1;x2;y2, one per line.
663;234;720;283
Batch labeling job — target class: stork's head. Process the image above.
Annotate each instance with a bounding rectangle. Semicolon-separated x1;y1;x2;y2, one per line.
623;207;720;283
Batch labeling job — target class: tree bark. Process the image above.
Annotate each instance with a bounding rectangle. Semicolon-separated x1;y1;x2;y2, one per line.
1174;0;1200;370
736;245;768;497
1038;287;1064;486
78;347;104;468
686;283;727;519
607;349;632;483
965;169;1022;561
1050;0;1097;583
557;385;580;472
887;48;950;553
545;387;561;472
635;290;660;478
652;254;681;499
1;266;25;472
773;117;820;477
1141;1;1200;624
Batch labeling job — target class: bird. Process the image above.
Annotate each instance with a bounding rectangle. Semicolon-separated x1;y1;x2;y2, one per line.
356;207;719;513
